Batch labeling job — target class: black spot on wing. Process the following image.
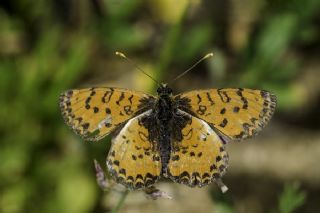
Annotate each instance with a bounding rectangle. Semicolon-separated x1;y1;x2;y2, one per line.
217;89;231;103
116;92;125;106
206;92;215;105
219;118;228;128
197;94;202;104
102;88;114;103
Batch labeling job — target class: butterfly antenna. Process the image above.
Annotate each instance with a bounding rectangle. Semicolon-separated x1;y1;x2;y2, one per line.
169;52;214;85
115;51;160;86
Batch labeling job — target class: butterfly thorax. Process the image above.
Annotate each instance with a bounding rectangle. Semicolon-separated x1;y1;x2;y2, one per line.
156;96;173;121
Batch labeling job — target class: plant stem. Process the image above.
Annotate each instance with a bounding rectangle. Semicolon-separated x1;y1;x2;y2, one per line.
111;190;129;213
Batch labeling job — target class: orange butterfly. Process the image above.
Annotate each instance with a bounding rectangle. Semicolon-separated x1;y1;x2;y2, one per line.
59;53;276;192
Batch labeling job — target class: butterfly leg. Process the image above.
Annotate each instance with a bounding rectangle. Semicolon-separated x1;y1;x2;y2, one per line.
215;177;228;193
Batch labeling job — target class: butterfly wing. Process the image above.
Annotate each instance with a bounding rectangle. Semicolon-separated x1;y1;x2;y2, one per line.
166;110;228;187
59;87;154;141
107;110;162;189
174;88;276;141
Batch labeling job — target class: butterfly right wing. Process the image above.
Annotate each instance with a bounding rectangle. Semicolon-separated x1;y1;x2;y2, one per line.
174;88;276;141
59;87;155;141
107;110;162;190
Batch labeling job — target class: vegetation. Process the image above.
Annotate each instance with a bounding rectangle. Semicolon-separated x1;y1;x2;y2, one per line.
0;0;319;212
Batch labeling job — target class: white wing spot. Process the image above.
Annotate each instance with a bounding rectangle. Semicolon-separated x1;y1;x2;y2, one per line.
200;133;207;141
98;115;112;129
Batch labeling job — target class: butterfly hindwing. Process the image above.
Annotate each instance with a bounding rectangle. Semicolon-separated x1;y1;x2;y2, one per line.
59;87;154;141
107;110;162;190
175;88;276;141
166;110;228;187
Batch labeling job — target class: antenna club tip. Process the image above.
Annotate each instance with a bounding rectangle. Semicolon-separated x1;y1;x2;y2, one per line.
204;52;214;58
115;51;126;58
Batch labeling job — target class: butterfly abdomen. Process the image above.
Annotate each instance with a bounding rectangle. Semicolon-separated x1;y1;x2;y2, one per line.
158;124;171;176
155;95;174;175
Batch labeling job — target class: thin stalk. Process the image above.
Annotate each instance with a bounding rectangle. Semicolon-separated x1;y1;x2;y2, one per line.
111;190;129;213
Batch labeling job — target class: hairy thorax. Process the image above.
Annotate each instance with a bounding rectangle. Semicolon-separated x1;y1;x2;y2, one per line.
156;95;173;122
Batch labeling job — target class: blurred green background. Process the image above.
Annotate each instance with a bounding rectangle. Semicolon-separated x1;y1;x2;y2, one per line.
1;0;320;212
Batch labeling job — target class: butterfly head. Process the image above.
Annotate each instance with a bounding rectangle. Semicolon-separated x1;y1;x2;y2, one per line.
157;83;173;97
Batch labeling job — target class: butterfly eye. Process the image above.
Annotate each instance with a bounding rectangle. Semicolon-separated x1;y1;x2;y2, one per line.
167;88;173;94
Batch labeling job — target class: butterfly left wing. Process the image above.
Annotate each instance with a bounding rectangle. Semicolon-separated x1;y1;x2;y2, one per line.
174;88;276;141
166;110;228;188
59;87;154;141
107;110;162;190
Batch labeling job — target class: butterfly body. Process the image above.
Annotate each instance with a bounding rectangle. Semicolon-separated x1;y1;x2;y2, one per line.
140;84;192;176
60;84;276;190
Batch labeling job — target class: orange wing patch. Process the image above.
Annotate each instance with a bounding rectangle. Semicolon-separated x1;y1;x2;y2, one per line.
175;88;276;140
59;88;153;141
107;110;162;189
166;110;228;187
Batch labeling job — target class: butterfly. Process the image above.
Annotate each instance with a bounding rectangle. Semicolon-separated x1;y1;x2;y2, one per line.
59;83;276;192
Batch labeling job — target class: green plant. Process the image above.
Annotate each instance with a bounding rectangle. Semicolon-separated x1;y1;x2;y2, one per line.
276;183;306;213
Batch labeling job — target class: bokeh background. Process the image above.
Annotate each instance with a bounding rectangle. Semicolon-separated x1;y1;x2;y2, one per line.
1;0;320;212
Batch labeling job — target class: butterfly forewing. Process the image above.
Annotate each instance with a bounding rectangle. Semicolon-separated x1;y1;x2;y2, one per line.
167;110;228;187
59;88;154;141
175;88;276;141
107;110;162;189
